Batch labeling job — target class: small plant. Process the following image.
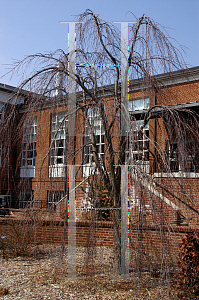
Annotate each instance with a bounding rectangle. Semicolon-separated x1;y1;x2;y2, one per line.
174;232;199;298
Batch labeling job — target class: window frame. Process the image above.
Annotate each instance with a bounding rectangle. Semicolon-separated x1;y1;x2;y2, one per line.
47;190;64;210
128;98;150;172
84;107;105;167
50;112;68;167
21;117;37;168
128;98;150;111
19;190;34;209
167;141;199;173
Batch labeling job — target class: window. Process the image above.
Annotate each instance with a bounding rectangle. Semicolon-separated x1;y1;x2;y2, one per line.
47;190;64;210
128;98;149;111
0;194;10;208
50;112;68;166
128;99;150;172
167;141;199;173
84;107;105;165
19;191;34;209
21;117;37;167
128;120;149;164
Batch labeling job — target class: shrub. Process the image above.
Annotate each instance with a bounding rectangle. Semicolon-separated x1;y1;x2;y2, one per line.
0;209;41;258
175;232;199;298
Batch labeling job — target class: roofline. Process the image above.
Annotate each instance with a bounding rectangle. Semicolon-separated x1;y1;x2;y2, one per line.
2;66;199;112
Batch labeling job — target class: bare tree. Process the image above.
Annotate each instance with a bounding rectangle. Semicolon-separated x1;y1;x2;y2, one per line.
1;10;199;279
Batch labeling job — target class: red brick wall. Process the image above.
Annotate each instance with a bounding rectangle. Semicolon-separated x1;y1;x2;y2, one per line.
0;219;197;251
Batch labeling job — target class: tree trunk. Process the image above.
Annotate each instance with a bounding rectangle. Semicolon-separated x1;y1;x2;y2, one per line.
113;192;120;276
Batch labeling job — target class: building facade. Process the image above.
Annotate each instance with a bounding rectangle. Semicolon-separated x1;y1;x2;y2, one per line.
1;67;199;226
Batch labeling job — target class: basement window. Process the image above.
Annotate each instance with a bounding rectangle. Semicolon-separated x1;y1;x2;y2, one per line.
19;190;34;209
47;190;64;210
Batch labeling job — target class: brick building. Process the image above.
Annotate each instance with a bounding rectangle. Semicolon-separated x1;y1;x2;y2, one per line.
1;66;199;226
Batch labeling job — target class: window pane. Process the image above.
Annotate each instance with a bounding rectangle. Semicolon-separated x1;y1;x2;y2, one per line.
129;98;149;111
50;112;68;166
21;117;37;167
84;107;105;165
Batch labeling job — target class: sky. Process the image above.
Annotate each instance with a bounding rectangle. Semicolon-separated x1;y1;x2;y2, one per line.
0;0;198;87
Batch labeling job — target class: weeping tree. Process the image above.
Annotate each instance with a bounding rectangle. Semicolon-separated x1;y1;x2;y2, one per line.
1;10;199;277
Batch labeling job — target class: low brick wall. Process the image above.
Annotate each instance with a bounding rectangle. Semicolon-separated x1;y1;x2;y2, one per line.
36;221;114;247
0;217;198;250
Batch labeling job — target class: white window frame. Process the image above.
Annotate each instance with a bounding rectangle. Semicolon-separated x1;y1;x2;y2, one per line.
128;98;150;173
83;107;105;177
49;112;68;177
20;117;37;178
128;98;150;111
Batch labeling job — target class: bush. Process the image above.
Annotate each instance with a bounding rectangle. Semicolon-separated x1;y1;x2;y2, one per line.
175;232;199;298
0;209;41;258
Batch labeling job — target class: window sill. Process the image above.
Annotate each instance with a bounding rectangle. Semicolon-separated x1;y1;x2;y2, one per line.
49;165;66;177
20;166;35;178
154;172;199;178
83;163;98;177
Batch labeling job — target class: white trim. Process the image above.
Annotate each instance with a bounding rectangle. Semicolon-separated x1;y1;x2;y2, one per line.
20;166;35;178
82;163;97;177
49;165;66;177
154;172;199;178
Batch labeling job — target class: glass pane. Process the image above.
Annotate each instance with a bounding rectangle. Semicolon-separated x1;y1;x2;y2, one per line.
144;141;149;150
27;151;33;158
33;117;37;126
133;99;144;110
57;148;63;156
95;135;100;144
84;154;89;164
128;101;132;111
27;160;32;166
57;157;63;164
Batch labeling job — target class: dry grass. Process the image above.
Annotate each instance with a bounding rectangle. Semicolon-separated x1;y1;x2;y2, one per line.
27;245;178;300
0;243;182;299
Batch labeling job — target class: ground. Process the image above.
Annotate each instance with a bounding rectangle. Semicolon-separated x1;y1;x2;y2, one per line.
0;245;180;299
